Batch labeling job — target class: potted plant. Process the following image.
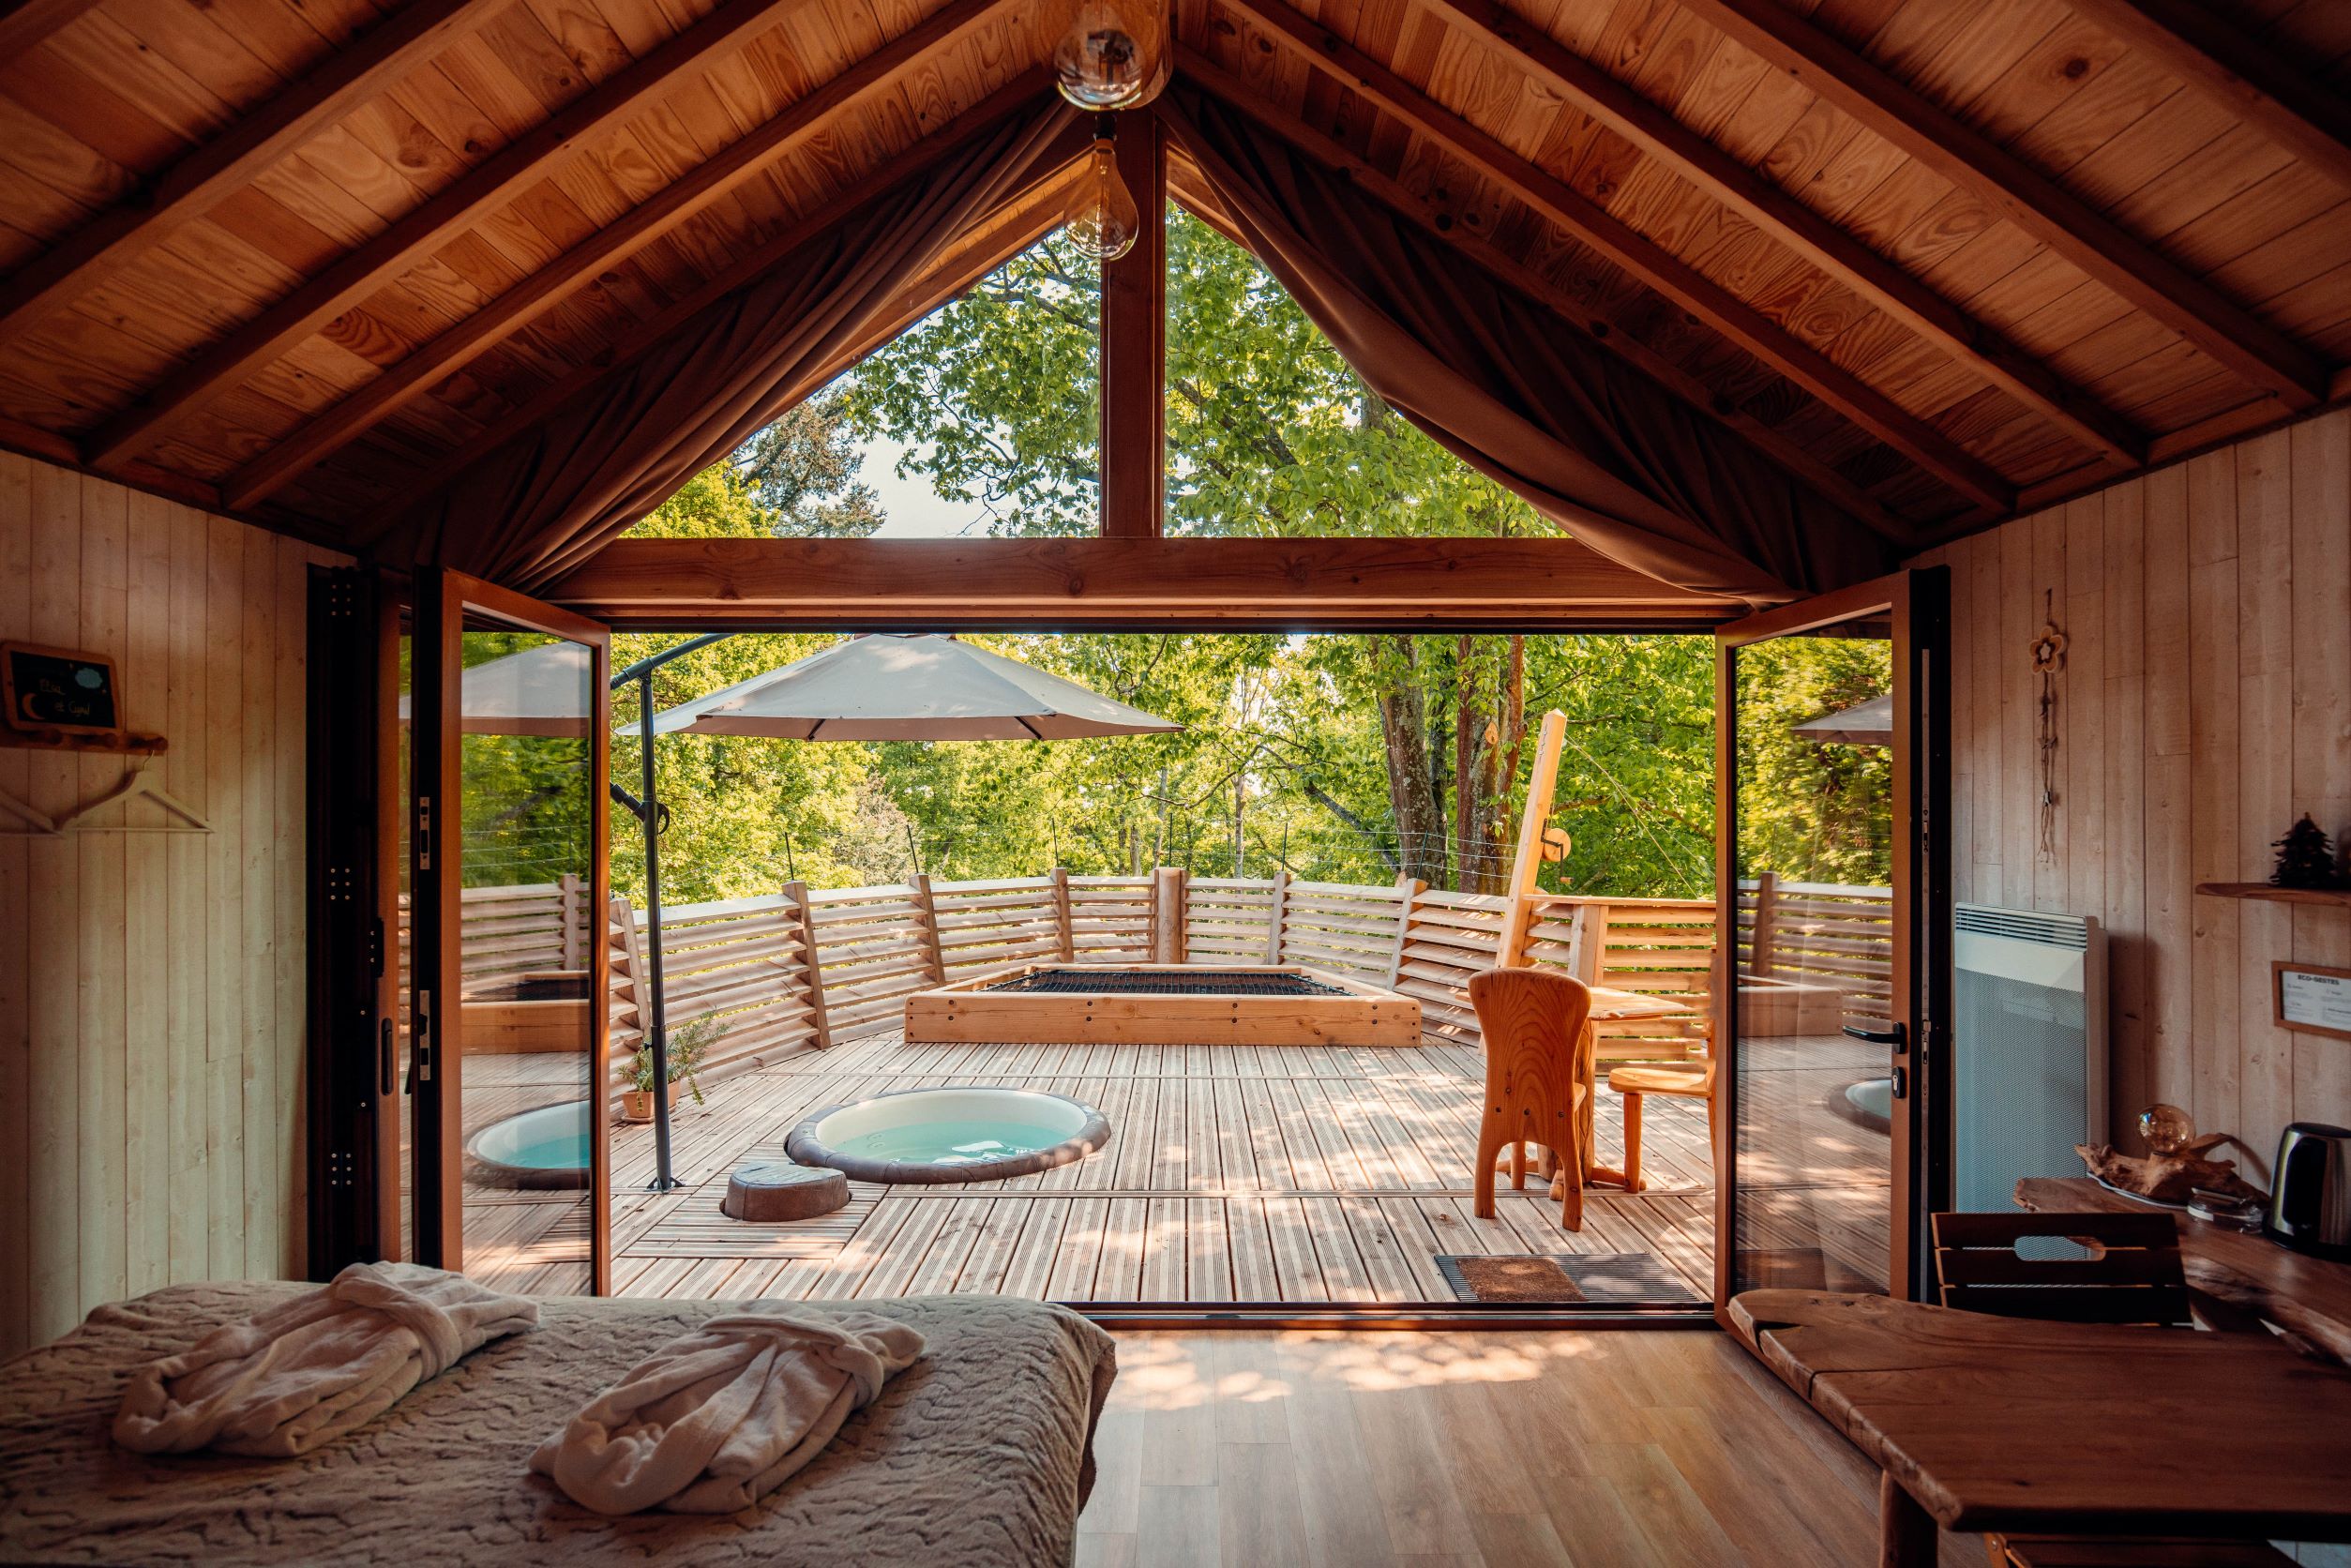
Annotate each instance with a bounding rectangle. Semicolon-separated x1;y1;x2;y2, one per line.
620;1011;725;1123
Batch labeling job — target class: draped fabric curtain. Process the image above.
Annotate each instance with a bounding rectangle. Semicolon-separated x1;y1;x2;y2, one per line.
1158;86;1894;602
381;100;1080;593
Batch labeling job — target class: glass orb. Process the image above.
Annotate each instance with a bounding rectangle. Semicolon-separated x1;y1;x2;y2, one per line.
1054;0;1167;110
1066;137;1139;263
2137;1103;2194;1156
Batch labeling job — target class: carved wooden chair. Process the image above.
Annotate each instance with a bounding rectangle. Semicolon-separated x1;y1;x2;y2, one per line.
1469;967;1592;1230
1603;1018;1716;1193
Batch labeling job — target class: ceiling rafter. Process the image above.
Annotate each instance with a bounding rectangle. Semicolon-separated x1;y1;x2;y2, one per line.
2060;0;2351;197
338;73;1083;548
220;0;1020;513
77;0;840;474
0;0;509;357
1169;48;1921;550
1673;0;2332;411
1224;0;2015;515
1412;0;2143;470
0;0;101;59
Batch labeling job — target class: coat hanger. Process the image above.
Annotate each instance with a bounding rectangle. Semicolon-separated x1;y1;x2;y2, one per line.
0;784;57;837
48;761;213;835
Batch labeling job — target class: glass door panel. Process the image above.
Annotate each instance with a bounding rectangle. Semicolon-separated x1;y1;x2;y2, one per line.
1715;571;1948;1308
411;570;611;1294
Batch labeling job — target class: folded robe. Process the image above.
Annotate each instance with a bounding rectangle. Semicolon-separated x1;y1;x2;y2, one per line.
112;1261;538;1457
530;1306;925;1515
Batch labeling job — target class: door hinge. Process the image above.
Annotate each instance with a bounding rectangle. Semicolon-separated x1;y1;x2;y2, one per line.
413;989;432;1084
415;795;432;870
367;916;384;975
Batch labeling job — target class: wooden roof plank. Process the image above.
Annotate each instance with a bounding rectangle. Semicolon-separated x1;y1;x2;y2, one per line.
1226;0;2015;513
0;0;104;59
1673;0;2334;410
2062;0;2351;197
77;0;836;473
220;0;1017;509
1413;0;2143;468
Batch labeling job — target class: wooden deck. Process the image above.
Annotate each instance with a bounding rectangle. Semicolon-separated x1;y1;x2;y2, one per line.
596;1032;1719;1305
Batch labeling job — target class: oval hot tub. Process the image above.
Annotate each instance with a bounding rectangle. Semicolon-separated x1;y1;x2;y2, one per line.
467;1100;592;1189
785;1086;1111;1184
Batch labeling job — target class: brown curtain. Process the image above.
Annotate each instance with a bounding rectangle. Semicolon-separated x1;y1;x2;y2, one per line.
381;100;1080;592
1160;87;1893;602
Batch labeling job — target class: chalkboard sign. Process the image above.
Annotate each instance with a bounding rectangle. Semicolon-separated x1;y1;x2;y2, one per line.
2;642;120;736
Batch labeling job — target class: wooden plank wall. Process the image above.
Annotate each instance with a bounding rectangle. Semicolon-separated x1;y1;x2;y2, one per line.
0;455;343;1355
1913;409;2351;1178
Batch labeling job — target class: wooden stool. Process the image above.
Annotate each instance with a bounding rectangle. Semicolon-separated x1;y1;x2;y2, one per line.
722;1161;850;1222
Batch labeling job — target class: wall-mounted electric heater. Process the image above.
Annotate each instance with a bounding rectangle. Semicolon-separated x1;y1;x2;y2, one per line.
1952;904;2108;1213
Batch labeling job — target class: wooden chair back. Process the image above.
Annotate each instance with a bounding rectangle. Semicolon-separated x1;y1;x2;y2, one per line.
1930;1211;2189;1326
1468;967;1594;1141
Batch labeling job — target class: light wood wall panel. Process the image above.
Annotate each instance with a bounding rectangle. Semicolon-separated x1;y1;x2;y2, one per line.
0;456;343;1355
1914;410;2351;1180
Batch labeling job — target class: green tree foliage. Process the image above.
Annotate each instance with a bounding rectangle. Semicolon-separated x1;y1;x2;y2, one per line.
1732;635;1894;887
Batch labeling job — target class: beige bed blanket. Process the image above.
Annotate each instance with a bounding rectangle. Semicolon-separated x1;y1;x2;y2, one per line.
0;1283;1116;1568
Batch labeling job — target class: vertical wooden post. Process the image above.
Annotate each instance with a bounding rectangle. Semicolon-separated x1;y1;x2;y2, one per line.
1385;874;1425;988
1498;709;1569;968
1153;866;1187;964
783;880;831;1049
1569;901;1605;986
910;872;947;983
1748;869;1779;979
558;872;583;970
1099;113;1165;539
1050;867;1076;961
1264;868;1289;964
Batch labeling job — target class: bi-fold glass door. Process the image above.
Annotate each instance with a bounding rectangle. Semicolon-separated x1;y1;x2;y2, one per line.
408;568;612;1294
1713;569;1950;1313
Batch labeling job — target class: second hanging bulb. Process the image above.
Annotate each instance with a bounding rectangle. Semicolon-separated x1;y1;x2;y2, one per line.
1067;131;1139;263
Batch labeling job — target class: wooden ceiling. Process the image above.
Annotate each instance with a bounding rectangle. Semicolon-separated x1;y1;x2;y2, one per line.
0;0;2345;556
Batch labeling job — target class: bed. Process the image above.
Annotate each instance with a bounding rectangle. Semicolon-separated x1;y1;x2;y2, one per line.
0;1283;1117;1568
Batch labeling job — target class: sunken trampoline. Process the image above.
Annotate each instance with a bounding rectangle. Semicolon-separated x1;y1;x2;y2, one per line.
904;963;1423;1047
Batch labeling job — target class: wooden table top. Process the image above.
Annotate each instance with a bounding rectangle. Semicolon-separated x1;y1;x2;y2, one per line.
1730;1289;2351;1540
2017;1176;2351;1365
1584;987;1694;1022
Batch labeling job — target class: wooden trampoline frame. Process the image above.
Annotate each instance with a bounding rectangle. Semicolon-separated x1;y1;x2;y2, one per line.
903;962;1423;1047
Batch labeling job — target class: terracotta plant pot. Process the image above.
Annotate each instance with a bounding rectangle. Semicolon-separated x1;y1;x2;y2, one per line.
620;1089;656;1123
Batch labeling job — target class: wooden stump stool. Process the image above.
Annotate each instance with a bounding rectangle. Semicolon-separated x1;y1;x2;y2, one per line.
721;1161;849;1222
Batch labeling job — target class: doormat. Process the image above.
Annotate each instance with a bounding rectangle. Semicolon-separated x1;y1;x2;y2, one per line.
1435;1252;1702;1304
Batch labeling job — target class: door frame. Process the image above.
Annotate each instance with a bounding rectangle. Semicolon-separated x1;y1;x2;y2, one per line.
410;567;614;1291
1711;568;1951;1321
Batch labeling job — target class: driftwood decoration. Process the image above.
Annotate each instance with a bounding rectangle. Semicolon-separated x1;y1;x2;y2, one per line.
2077;1138;2260;1205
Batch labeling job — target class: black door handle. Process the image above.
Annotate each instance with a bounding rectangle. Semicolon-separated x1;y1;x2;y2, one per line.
380;1019;395;1098
1843;1020;1906;1048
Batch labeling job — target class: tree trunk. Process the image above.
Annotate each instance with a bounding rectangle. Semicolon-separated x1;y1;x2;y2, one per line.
1372;636;1447;886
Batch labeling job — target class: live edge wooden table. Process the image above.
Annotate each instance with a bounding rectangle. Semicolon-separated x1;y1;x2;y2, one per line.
1729;1289;2351;1567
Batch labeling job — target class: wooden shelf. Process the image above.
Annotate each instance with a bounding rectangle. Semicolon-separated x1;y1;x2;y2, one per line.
2195;882;2351;908
0;729;167;756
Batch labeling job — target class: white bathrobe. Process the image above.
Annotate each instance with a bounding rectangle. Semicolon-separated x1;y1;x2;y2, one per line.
113;1261;539;1457
531;1306;925;1515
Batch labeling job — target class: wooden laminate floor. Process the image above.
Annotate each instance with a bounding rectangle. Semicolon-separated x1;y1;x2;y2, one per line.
572;1032;1720;1304
1077;1328;1984;1567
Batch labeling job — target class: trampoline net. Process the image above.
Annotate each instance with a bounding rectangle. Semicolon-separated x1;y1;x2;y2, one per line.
982;968;1353;998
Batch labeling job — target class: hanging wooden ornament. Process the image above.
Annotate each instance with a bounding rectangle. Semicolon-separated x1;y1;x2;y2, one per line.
2030;590;2067;859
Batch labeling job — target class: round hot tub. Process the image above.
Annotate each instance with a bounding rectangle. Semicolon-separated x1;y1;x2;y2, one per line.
467;1101;592;1189
785;1086;1111;1184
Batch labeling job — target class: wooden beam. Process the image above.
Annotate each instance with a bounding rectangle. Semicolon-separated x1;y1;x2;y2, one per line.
0;0;100;58
1412;0;2143;469
80;0;840;472
219;0;1017;512
1227;0;2016;514
343;79;1081;547
1098;113;1168;538
1674;0;2332;409
1167;49;1923;550
0;0;505;356
540;535;1745;626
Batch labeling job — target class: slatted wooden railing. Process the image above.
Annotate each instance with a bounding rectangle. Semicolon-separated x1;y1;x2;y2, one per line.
1734;874;1894;1023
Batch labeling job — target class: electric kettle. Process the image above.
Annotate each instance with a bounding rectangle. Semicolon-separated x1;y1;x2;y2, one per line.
2266;1122;2351;1259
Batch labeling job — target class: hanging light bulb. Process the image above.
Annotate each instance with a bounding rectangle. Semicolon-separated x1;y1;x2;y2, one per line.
1053;0;1168;111
1066;130;1139;263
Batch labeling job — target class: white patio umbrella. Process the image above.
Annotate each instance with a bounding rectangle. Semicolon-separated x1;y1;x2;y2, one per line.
1791;692;1892;747
643;633;1180;741
398;638;593;735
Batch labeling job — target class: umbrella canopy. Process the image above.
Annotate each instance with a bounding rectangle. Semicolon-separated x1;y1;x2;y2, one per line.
1791;692;1892;746
644;634;1180;741
399;638;593;736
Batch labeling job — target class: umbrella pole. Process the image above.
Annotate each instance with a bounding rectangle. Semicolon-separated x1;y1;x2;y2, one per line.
640;667;681;1192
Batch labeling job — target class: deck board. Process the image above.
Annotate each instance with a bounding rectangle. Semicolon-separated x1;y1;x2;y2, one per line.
583;1031;1722;1305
